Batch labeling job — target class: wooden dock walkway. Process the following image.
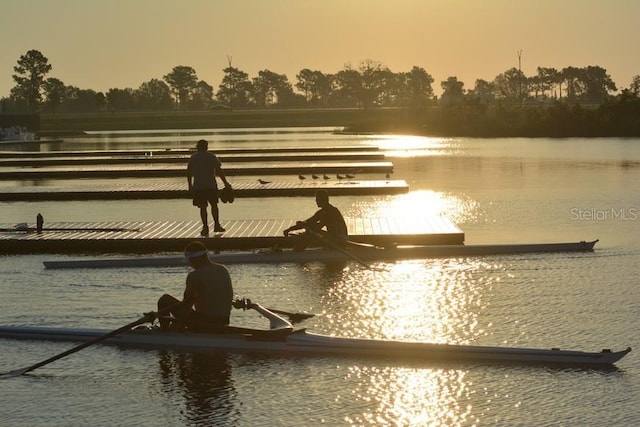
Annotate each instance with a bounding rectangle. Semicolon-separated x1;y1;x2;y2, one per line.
0;145;377;159
0;217;465;254
0;161;393;180
0;151;385;167
0;179;408;201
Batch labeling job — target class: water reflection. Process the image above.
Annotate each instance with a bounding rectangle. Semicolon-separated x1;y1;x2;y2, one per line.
369;135;456;157
321;258;492;344
345;365;475;426
322;257;496;426
347;190;481;233
158;350;239;425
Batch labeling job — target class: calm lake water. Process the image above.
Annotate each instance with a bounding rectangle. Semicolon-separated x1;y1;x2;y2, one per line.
1;129;639;426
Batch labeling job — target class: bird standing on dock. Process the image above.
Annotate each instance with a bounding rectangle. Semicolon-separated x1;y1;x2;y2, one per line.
336;174;344;180
258;179;271;185
298;174;306;181
323;174;330;180
346;173;355;179
312;174;319;180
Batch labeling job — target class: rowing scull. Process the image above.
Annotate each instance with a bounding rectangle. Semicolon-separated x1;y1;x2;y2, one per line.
43;240;599;269
0;324;629;368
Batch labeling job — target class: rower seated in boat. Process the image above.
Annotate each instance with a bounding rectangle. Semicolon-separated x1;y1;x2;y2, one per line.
157;241;233;332
283;190;348;250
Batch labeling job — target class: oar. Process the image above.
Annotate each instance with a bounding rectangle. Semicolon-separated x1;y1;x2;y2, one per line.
0;311;157;380
0;226;140;233
306;229;374;269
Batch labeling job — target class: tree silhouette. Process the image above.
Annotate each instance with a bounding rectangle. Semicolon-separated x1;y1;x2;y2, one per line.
43;77;65;114
11;49;52;112
3;49;637;117
164;66;198;109
137;79;173;110
217;66;251;107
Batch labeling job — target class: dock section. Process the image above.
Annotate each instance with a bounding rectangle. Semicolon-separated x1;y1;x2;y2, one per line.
0;145;377;159
0;179;408;201
0;151;386;167
0;161;393;180
0;217;465;254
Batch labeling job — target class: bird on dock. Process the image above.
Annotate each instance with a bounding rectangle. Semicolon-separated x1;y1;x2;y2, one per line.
258;179;271;185
385;172;391;179
337;174;345;180
323;174;330;180
298;174;306;181
312;174;319;180
346;173;355;179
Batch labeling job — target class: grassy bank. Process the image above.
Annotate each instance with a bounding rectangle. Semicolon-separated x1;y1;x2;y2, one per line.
36;102;640;138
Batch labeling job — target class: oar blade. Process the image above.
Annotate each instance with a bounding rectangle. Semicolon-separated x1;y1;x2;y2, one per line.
0;367;31;380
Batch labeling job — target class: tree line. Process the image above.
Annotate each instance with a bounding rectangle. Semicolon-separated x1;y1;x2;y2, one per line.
3;49;640;115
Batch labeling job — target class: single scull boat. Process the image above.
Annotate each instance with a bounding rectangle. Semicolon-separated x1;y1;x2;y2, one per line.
0;323;629;368
43;240;598;269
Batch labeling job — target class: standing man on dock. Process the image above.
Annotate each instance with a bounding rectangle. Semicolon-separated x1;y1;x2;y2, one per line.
187;139;231;236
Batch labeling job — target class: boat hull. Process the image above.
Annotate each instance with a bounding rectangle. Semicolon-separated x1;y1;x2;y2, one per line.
0;325;629;367
43;240;599;269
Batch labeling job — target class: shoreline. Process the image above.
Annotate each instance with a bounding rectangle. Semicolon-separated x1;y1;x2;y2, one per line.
28;105;640;138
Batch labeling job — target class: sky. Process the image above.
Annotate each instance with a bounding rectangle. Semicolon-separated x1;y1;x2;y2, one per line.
1;0;639;98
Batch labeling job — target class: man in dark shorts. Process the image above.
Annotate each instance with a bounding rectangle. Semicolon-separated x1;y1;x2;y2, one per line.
187;139;231;236
283;190;348;249
157;241;233;332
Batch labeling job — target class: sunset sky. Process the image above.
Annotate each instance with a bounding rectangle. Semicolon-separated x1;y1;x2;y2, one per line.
1;0;638;98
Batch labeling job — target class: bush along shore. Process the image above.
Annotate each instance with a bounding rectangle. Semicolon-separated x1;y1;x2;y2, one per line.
34;98;640;138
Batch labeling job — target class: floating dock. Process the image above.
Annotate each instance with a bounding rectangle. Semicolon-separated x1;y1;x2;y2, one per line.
0;161;393;180
0;179;408;201
0;151;386;167
0;145;377;159
0;217;465;254
0;146;393;180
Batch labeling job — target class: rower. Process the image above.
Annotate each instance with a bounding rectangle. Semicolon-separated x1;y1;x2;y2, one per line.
157;241;233;332
283;190;348;250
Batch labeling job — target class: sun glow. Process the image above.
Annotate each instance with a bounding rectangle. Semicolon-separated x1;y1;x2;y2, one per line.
368;135;455;157
322;256;492;342
325;258;494;426
345;365;476;426
348;190;479;226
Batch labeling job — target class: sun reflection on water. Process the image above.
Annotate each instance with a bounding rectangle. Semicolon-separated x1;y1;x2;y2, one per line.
344;365;477;426
322;258;494;343
321;156;502;425
368;135;457;157
320;257;501;426
348;190;481;229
